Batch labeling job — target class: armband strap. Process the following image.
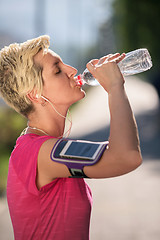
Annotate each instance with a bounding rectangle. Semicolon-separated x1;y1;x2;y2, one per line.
50;139;108;178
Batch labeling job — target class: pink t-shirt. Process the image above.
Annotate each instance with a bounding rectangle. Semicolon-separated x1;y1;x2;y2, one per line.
7;134;92;240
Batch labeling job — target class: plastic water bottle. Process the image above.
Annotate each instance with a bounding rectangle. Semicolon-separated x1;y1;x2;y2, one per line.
77;48;152;86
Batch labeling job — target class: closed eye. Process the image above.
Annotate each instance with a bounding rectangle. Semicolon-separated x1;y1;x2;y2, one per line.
55;67;61;74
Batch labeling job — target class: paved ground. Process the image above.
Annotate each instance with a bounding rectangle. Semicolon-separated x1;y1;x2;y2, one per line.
88;160;160;240
0;198;13;240
1;76;160;240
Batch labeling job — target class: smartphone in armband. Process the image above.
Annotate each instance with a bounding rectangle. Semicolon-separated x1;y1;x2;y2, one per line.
50;139;108;178
59;140;105;160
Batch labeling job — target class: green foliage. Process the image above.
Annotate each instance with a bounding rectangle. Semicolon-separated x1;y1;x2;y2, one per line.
0;107;27;151
0;153;10;196
113;0;160;73
0;107;27;195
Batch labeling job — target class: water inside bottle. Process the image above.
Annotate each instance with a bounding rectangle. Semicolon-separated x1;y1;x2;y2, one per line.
82;69;99;86
118;48;152;76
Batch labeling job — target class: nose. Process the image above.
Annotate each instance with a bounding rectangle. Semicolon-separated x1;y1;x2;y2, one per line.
65;64;78;78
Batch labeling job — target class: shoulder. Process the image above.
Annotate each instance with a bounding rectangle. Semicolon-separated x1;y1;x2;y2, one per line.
37;137;71;189
11;134;55;173
9;134;57;194
15;133;53;148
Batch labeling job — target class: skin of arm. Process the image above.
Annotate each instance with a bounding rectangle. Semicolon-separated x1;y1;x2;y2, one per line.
84;55;142;178
37;54;142;188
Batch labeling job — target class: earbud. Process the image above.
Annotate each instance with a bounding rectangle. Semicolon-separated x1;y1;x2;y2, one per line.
41;95;47;100
36;94;46;100
35;94;48;103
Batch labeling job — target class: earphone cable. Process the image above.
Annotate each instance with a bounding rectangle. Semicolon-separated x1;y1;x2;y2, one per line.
41;95;72;138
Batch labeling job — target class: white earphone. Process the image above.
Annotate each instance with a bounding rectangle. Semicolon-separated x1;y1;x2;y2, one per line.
35;94;72;137
36;94;66;119
36;94;47;101
41;95;48;101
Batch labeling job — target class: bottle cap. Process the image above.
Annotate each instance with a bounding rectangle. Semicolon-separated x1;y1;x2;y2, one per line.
76;75;84;86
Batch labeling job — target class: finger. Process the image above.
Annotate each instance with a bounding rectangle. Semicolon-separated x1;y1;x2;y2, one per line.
98;54;112;65
116;53;126;63
87;59;99;67
106;53;121;62
110;53;126;64
86;59;99;73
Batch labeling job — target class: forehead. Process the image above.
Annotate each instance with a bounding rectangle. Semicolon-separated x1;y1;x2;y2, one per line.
33;49;61;67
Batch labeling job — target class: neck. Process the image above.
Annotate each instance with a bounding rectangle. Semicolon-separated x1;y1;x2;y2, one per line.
27;104;70;138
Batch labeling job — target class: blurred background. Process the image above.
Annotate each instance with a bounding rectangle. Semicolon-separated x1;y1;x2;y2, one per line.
0;0;160;239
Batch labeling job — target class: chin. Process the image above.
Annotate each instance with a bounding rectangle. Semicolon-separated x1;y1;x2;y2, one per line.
79;88;86;99
72;89;86;104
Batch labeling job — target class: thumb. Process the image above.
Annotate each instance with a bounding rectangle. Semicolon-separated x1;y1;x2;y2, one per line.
86;59;99;74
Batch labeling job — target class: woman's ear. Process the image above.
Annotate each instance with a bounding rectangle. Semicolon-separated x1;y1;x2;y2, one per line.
26;91;42;103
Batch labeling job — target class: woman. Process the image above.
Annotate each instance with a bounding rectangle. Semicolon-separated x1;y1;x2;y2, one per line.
0;35;142;240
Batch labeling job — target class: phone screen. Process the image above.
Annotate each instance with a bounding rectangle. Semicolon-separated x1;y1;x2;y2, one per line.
59;141;103;160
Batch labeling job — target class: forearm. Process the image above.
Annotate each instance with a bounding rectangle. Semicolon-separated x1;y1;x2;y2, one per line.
108;84;141;158
84;54;142;178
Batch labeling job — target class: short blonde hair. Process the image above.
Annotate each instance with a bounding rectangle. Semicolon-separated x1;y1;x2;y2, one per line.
0;35;50;117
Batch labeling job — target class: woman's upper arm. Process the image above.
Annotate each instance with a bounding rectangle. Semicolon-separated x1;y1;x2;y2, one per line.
37;138;142;188
37;139;71;188
84;146;142;179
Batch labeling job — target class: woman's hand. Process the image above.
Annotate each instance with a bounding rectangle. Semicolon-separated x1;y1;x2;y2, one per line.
86;53;126;92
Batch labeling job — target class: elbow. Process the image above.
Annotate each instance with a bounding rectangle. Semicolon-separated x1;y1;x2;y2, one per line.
133;154;142;169
126;150;143;171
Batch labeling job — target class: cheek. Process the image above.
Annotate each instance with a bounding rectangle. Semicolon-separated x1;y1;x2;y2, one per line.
42;77;64;97
43;77;84;104
45;83;71;104
55;88;84;105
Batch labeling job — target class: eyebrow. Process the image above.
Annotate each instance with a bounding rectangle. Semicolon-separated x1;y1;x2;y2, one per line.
52;56;62;68
52;61;59;69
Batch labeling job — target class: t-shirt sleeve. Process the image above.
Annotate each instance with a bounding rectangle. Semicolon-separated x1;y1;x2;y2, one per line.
11;135;53;195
